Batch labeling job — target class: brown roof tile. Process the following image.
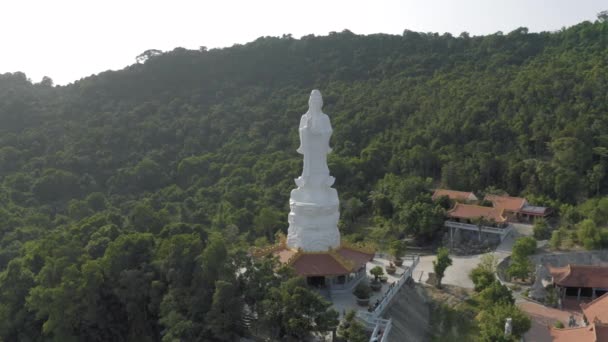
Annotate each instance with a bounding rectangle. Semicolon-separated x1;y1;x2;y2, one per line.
276;248;297;264
447;203;506;223
485;194;527;212
549;265;608;289
337;247;375;270
581;293;608;324
432;189;478;202
291;253;350;276
271;246;374;277
549;324;600;342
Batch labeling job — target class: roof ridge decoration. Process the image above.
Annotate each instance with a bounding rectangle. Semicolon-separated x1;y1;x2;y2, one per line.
286;249;304;266
250;233;288;258
328;248;356;271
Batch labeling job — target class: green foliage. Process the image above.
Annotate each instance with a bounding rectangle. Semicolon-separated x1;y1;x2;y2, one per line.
470;254;498;292
476;304;531;342
507;237;536;281
477;281;514;307
253;207;283;240
206;280;243;340
532;218;550;240
433;247;452;288
576;218;603;250
389;239;407;259
0;19;607;340
353;282;371;299
370;266;384;281
549;227;566;250
339;310;368;342
470;267;495;293
260;277;338;339
545;287;559;307
554;320;564;329
346;321;368;342
512;237;537;258
507;257;533;282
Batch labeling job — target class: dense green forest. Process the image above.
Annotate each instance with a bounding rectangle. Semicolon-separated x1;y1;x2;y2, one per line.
0;15;608;341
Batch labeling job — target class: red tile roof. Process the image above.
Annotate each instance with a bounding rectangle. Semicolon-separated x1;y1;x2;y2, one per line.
485;194;527;212
270;246;374;277
549;323;608;342
337;247;374;268
581;293;608;324
432;189;478;202
549;265;608;289
447;203;506;223
291;253;351;276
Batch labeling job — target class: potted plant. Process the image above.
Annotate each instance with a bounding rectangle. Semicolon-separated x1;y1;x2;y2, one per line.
369;266;384;291
380;275;388;283
385;262;396;275
390;240;406;267
353;282;372;306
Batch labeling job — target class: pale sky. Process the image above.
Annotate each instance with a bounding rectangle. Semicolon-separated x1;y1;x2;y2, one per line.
1;0;605;85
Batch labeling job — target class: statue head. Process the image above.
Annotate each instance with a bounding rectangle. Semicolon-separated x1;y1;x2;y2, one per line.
308;89;323;112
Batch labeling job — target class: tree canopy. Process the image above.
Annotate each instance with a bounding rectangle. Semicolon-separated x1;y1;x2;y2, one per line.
0;17;607;339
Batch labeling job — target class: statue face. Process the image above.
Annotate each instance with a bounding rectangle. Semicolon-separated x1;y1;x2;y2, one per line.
308;90;323;111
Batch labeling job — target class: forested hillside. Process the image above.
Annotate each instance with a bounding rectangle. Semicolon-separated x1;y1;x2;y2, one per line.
0;17;607;341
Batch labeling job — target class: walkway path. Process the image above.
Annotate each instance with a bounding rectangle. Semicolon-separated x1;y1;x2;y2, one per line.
415;223;527;288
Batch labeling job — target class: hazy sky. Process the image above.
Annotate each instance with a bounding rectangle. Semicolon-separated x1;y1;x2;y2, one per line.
2;0;606;85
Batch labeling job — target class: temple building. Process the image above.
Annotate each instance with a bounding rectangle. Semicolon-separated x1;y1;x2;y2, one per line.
550;292;608;341
581;292;608;324
485;194;551;222
550;323;608;342
548;264;608;302
447;203;507;226
252;90;374;292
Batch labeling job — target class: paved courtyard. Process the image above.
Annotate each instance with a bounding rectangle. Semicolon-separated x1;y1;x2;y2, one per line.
331;256;416;317
415;224;521;288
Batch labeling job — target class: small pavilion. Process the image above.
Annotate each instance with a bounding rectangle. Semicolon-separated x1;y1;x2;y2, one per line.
253;235;374;291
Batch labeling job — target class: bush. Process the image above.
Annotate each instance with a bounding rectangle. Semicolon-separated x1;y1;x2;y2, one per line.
478;281;514;307
508;237;536;281
554;321;564;329
476;304;531;341
469;254;498;292
370;266;384;282
512;237;537;258
576;219;602;250
549;228;564;250
389;239;406;259
353;282;371;299
433;247;453;288
470;268;495;292
533;218;550;240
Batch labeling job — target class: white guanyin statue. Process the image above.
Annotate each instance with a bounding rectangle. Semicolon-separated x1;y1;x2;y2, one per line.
286;90;341;252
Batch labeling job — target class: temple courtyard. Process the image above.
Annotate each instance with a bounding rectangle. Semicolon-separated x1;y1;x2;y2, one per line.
330;254;418;318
